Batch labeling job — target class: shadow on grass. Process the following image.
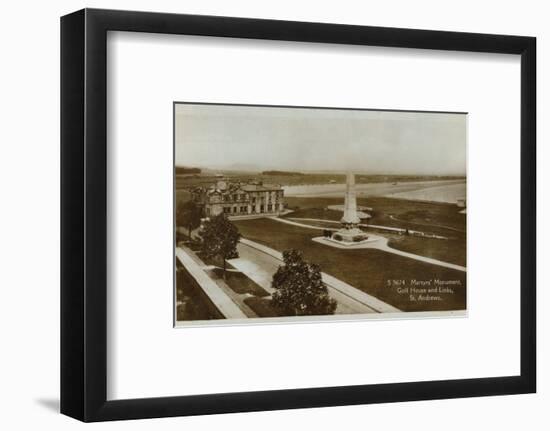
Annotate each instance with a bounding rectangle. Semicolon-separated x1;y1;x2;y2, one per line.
211;268;270;297
244;297;287;318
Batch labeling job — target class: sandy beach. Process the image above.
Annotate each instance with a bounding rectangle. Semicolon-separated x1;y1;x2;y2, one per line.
283;179;466;204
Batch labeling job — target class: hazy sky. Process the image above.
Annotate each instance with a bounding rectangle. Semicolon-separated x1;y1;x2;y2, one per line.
175;103;466;175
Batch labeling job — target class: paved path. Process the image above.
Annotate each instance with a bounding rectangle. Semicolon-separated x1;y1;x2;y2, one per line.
268;217;465;272
175;247;247;319
228;209;294;221
287;217;447;238
270;217;327;231
229;245;277;295
230;244;371;315
376;243;466;272
232;239;400;314
388;214;465;233
282;216;410;234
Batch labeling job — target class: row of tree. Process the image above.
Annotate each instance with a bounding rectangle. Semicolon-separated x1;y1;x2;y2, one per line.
175;166;201;175
261;170;304;176
176;200;336;316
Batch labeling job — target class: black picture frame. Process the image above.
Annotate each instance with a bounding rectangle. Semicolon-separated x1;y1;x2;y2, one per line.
61;8;536;422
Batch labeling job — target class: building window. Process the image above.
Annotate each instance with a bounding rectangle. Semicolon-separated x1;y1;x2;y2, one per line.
260;205;264;213
267;204;272;211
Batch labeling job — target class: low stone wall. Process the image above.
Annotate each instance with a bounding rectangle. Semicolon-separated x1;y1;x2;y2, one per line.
176;263;224;320
176;248;247;319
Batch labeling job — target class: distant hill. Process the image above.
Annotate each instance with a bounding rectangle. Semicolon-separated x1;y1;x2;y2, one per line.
261;170;304;176
175;166;201;175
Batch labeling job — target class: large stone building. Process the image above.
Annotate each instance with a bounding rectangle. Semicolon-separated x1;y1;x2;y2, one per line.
191;180;285;217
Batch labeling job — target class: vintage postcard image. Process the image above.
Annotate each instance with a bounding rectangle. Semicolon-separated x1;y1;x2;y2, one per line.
174;103;467;326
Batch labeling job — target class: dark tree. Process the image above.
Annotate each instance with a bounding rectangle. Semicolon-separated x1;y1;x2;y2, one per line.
199;213;241;279
176;200;202;238
271;249;337;316
175;166;201;175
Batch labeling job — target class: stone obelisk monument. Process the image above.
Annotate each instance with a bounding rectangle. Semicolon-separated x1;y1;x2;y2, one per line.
341;171;361;226
330;171;369;244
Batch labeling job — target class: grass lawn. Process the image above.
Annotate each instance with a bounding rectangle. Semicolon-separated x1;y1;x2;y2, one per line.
365;197;466;235
209;268;270;297
280;218;466;266
244;297;287;318
284;197;346;221
190;250;272;313
233;218;466;312
387;234;466;267
284;196;466;266
285;196;465;232
176;261;222;321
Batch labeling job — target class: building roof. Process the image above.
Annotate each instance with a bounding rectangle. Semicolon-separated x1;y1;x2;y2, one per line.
192;181;283;195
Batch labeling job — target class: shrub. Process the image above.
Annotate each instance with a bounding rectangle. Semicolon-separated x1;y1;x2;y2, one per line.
271;249;337;316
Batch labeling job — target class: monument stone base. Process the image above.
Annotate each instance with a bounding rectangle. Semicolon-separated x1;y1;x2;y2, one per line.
330;227;370;245
314;229;384;249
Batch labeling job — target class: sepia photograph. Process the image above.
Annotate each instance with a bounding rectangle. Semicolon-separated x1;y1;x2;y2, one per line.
174;103;467;326
55;6;537;423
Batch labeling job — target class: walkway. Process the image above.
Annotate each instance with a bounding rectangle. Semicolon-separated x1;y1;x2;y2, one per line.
227;209;294;221
230;244;368;315
376;242;466;272
231;238;400;314
175;247;247;319
282;216;407;233
388;214;465;233
268;217;466;272
286;217;447;238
